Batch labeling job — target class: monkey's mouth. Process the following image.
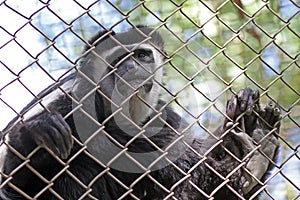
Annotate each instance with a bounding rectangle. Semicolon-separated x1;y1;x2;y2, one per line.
127;78;153;94
142;80;153;93
115;77;154;97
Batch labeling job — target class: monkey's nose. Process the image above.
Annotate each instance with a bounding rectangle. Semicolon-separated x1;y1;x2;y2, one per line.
143;80;153;93
124;59;138;72
116;60;138;77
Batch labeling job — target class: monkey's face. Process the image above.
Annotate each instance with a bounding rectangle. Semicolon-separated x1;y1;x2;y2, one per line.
106;44;164;125
76;27;165;125
112;47;160;98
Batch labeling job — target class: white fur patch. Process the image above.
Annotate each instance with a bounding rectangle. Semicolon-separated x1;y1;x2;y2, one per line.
112;44;164;123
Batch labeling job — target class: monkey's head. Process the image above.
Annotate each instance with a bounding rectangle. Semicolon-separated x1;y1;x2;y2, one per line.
76;26;166;125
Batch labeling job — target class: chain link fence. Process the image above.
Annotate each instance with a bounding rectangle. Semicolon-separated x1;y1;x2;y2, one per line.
0;0;299;199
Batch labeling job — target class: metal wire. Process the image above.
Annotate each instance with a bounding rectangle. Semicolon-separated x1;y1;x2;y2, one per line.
0;0;299;199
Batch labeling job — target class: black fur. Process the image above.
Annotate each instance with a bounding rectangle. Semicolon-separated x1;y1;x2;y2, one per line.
0;28;280;200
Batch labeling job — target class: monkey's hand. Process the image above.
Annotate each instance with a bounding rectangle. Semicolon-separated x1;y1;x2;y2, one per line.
241;102;280;194
224;88;260;134
16;112;73;159
225;90;281;195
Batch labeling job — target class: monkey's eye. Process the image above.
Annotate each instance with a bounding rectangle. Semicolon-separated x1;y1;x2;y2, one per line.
135;49;153;63
138;52;147;59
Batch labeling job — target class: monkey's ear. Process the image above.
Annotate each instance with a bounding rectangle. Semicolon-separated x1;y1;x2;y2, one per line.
83;30;116;51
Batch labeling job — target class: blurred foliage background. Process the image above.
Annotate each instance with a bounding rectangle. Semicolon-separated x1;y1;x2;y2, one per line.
0;0;299;199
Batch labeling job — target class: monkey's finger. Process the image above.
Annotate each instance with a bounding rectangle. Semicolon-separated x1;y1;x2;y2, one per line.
231;129;255;153
264;102;274;124
273;106;281;116
23;120;61;156
32;130;61;157
262;102;279;130
46;126;69;159
51;114;73;155
237;88;253;112
226;96;238;120
271;106;281;124
252;89;260;101
245;89;260;115
237;89;247;111
47;114;72;159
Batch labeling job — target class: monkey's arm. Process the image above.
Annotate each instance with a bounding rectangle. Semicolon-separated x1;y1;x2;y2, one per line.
7;112;73;159
152;88;280;199
217;89;281;197
0;110;73;198
239;102;281;196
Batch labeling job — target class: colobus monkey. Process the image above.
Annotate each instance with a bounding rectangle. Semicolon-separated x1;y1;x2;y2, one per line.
0;26;281;200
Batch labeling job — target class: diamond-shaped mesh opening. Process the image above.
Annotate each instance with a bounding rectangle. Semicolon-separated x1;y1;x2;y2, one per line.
0;0;299;199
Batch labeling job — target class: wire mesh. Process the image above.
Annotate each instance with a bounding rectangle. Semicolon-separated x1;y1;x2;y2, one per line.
0;0;299;199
